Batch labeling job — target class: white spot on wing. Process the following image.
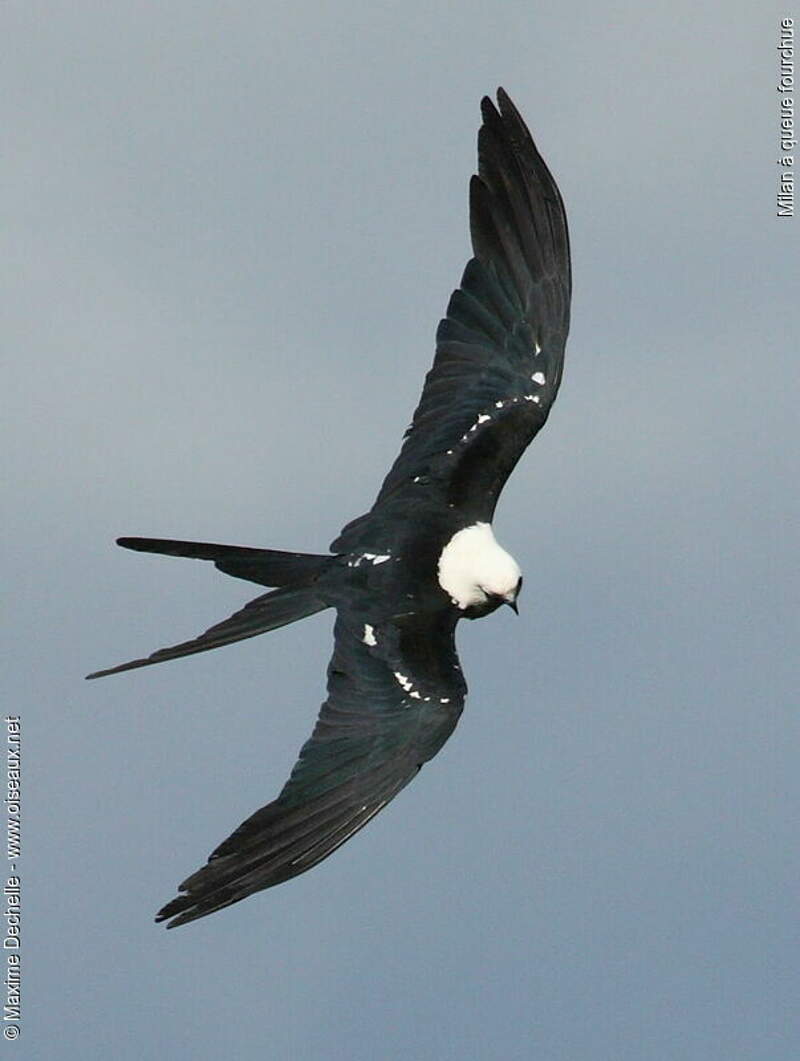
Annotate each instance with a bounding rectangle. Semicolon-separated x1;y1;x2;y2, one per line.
468;413;491;435
531;371;546;385
393;671;414;692
461;412;493;442
349;551;392;567
362;624;377;646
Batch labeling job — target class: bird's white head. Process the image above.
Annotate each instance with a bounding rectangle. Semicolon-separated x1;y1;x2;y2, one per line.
437;522;522;612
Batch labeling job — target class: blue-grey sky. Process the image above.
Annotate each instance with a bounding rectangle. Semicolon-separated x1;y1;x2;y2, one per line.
4;2;797;1058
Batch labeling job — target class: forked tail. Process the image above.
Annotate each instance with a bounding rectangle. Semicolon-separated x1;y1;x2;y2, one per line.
117;536;330;587
86;537;333;679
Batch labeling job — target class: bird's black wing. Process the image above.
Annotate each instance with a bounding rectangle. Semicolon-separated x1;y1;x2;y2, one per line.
334;89;570;549
156;609;465;927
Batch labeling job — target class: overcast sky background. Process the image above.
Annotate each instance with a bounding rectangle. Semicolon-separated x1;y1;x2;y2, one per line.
4;2;797;1058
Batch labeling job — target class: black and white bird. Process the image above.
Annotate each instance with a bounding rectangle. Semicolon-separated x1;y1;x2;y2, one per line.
88;88;571;928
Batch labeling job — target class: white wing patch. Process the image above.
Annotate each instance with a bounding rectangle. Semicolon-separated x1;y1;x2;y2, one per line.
347;552;392;568
393;671;414;692
362;624;377;646
392;670;454;705
461;412;493;442
454;386;547;446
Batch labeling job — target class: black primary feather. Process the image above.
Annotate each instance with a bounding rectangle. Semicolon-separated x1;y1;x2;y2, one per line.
333;88;570;549
156;613;465;927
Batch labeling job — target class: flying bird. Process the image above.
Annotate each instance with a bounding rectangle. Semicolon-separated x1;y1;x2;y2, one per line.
88;88;571;928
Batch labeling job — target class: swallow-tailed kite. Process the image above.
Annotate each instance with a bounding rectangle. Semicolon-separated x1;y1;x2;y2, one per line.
88;89;571;928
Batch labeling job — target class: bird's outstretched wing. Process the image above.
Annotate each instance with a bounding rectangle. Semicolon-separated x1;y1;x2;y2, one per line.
334;88;570;550
156;610;465;927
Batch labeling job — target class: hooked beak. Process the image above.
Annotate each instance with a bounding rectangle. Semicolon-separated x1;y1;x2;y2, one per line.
506;599;519;615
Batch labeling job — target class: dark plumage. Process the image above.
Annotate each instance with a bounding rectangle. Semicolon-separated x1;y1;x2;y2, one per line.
87;89;571;927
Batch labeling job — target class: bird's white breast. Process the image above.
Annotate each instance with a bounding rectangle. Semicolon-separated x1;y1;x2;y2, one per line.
437;522;521;609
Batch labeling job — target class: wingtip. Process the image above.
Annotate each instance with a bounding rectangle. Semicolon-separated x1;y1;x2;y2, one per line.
484;87;513;117
493;86;528;138
480;93;499;122
478;88;526;150
155;893;201;929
